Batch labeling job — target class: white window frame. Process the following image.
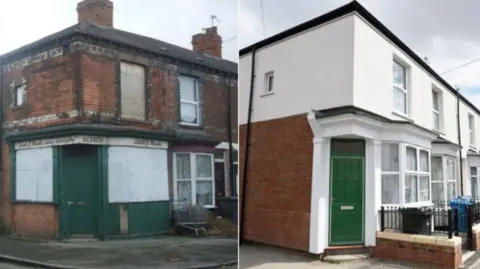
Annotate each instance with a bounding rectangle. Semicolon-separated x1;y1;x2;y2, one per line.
469;114;476;147
179;76;201;127
381;142;431;207
173;152;215;208
392;60;408;116
471;167;480;199
15;84;26;106
264;71;274;95
431;155;457;208
432;89;441;132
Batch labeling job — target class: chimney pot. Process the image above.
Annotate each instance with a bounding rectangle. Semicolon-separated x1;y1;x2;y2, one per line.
77;0;114;27
192;26;222;58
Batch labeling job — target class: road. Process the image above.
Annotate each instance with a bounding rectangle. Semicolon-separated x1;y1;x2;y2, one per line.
0;263;40;269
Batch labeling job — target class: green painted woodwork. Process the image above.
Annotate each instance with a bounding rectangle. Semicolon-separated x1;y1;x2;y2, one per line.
329;139;365;246
61;145;99;237
99;145;109;240
52;147;60;203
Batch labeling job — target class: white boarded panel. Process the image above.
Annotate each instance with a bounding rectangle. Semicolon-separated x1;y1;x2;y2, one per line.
108;146;169;203
16;147;53;202
108;147;129;203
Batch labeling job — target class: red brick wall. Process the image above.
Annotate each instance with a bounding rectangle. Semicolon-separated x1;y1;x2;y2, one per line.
12;204;58;239
473;229;480;250
239;113;313;251
373;237;462;269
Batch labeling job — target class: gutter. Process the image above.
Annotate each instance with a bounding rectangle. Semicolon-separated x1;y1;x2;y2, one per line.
457;91;464;196
226;73;235;197
240;48;256;245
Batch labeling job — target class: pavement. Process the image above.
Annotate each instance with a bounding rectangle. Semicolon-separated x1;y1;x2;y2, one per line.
239;244;448;269
0;236;237;269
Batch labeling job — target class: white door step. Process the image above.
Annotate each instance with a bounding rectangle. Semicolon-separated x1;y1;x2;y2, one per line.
323;254;370;263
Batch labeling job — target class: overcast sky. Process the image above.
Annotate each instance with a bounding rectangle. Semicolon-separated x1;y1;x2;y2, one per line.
240;0;480;107
0;0;238;62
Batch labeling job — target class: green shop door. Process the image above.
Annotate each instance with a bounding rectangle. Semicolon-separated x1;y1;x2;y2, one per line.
60;145;100;238
329;139;365;245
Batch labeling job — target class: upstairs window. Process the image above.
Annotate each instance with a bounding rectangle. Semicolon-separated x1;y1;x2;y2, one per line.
392;60;407;115
15;85;26;106
432;90;441;131
469;114;476;147
264;71;274;94
120;62;146;120
179;76;200;126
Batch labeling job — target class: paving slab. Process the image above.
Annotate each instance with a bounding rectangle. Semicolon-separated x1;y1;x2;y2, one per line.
0;236;237;269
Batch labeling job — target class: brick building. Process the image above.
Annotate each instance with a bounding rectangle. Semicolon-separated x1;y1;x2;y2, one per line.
0;0;237;240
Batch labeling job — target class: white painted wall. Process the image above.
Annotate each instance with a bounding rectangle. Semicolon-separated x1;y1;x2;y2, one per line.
16;147;53;202
239;14;356;125
108;146;169;202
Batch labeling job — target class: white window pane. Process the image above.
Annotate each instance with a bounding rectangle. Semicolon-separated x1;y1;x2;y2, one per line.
419;150;429;172
179;76;197;101
196;181;213;205
471;131;475;145
267;75;274;92
180;102;198;124
447;158;456;180
431;157;443;181
406;147;417;171
432;91;439;110
433;112;440;130
381;174;399;204
471;167;477;176
196;155;212;178
381;144;399;172
405;175;418;203
419;175;429;202
447;182;456;200
393;61;406;87
177;181;192;203
176;154;191;179
472;178;479;199
469;115;474;130
393;87;406;113
432;182;444;203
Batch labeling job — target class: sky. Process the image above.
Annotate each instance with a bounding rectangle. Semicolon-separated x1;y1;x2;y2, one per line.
239;0;480;108
0;0;238;62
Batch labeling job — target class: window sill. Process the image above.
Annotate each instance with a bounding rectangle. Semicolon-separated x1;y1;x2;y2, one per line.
180;122;202;129
12;104;26;111
391;110;412;121
260;92;274;97
203;205;216;209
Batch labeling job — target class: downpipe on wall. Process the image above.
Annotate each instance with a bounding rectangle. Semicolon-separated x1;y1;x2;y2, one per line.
456;89;464;196
240;48;256;245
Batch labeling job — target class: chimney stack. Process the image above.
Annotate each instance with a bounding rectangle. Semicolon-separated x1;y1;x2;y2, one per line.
77;0;114;27
192;26;223;58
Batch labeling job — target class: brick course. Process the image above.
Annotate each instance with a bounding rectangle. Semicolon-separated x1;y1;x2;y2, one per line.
239;113;313;251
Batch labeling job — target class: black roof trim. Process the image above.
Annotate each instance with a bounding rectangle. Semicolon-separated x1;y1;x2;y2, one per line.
241;1;480;116
432;137;461;148
314;105;438;136
1;22;237;75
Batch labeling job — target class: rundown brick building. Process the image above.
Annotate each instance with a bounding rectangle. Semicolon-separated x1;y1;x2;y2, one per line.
0;0;237;240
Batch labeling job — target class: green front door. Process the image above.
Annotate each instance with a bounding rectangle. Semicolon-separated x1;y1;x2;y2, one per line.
330;139;364;245
61;145;100;238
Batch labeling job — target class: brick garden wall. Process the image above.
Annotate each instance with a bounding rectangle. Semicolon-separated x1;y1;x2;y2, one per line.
239;113;313;251
373;232;462;269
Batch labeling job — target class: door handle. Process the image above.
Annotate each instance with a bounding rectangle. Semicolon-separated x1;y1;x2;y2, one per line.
68;201;74;207
76;202;86;206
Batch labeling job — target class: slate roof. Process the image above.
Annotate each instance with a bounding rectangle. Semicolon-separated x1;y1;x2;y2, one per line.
0;22;237;74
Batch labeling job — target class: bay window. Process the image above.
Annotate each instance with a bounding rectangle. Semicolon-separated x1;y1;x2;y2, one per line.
174;153;215;207
381;143;431;205
431;156;457;207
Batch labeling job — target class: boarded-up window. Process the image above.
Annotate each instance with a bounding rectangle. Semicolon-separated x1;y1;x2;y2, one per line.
120;62;145;120
108;147;169;202
16;147;53;202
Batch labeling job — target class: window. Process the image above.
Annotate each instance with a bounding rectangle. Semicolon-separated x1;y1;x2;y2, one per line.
381;143;430;205
472;167;479;199
381;144;400;204
174;153;214;207
264;72;274;94
120;62;146;120
469;114;475;147
432;156;457;207
15;84;26;106
179;76;200;126
432;90;441;131
392;60;407;114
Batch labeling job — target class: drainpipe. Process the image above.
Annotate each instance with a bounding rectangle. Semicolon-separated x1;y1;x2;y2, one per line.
456;88;464;196
226;73;235;196
240;48;256;245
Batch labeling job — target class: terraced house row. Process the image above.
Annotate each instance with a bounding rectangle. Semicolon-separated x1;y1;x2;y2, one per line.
0;0;238;240
239;0;480;254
